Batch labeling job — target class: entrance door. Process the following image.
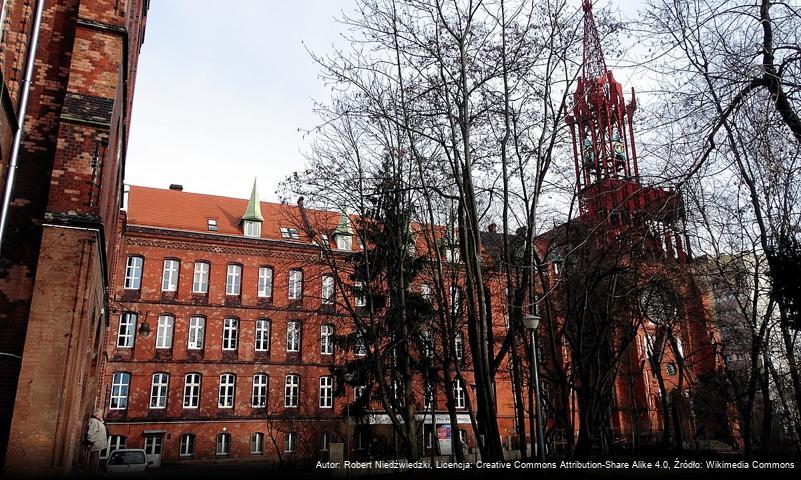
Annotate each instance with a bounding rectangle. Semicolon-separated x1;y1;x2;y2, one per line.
144;434;163;468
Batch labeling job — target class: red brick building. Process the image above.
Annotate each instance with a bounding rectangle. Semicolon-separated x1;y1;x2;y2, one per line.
102;184;521;465
0;0;149;476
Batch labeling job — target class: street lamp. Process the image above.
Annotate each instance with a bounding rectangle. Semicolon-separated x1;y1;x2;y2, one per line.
523;314;546;461
343;372;354;468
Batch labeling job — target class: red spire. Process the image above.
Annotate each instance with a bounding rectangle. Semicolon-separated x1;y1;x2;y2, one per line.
581;0;607;83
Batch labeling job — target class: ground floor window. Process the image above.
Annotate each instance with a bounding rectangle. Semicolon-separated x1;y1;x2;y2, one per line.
144;434;163;455
251;432;264;454
100;435;126;459
216;433;231;456
284;432;297;453
179;434;195;456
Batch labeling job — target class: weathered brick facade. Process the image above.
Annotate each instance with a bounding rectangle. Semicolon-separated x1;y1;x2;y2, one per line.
0;0;149;476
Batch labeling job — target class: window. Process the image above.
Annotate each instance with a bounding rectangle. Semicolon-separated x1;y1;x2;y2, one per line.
192;262;209;293
255;319;270;352
207;219;218;231
155;315;174;349
285;374;299;407
454;379;466;409
188;317;205;349
179;434;195;456
252;374;268;407
124;256;143;290
244;220;261;238
320;324;334;355
150;373;169;409
424;383;434;410
335;233;352;251
319;376;333;408
226;264;242;295
674;337;684;358
280;227;300;239
251;432;264;454
110;372;130;410
287;321;300;353
218;374;236;408
216;433;230;456
321;275;335;305
258;267;273;298
353;281;367;307
161;259;179;292
101;435;126;459
321;432;330;452
420;283;432;301
183;373;201;409
284;432;297;453
144;435;162;456
354;333;367;356
117;313;136;348
355;385;366;400
222;318;238;351
454;331;464;360
320;234;330;246
421;330;433;358
288;270;303;300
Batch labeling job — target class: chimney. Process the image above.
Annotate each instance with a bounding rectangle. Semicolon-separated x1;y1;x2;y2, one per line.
488;223;497;234
169;184;183;191
297;196;304;208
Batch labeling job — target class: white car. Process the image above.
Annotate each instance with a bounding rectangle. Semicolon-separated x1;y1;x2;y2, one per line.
103;449;152;476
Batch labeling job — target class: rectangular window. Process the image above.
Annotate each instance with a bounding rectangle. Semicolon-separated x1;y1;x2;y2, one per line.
226;264;242;295
420;283;432;301
110;372;130;410
117;313;136;348
124;256;143;290
319;376;333;408
354;281;366;307
424;383;434;410
355;334;367;356
251;432;264;454
284;374;299;407
258;267;273;298
207;219;218;231
183;373;201;409
320;324;334;355
192;262;209;293
355;385;366;400
218;374;236;408
161;259;179;292
421;330;433;357
287;321;300;353
321;275;335;305
144;435;162;455
454;379;466;409
252;373;269;407
280;227;300;239
244;220;261;238
284;432;297;453
335;234;351;251
155;315;174;349
255;319;270;352
150;373;169;409
454;331;464;360
216;433;230;455
222;318;238;351
288;270;303;300
180;434;195;456
188;317;205;350
101;435;127;459
321;432;330;452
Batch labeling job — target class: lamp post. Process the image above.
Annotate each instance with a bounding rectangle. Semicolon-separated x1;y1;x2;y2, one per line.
343;372;354;470
523;314;546;461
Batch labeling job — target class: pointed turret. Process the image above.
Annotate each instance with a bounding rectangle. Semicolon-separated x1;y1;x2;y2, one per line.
332;209;353;250
241;178;263;223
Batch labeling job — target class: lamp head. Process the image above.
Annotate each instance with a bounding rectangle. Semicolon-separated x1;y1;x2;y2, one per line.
522;314;541;330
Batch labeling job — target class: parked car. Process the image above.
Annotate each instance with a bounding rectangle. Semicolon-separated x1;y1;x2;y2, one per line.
102;449;152;476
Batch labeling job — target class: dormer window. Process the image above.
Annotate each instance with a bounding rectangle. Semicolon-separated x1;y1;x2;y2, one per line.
280;227;300;239
207;219;218;231
335;234;352;251
244;220;261;238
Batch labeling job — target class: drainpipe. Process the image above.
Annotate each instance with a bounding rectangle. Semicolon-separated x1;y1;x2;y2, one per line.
0;0;46;255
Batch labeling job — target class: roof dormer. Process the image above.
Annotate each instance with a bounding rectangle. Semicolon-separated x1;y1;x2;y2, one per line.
332;210;352;250
241;179;263;238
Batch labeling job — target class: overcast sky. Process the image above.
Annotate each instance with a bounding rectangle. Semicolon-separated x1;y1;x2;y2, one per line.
125;0;646;203
125;0;356;202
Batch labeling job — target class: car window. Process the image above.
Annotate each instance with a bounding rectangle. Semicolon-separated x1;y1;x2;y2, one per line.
109;451;146;465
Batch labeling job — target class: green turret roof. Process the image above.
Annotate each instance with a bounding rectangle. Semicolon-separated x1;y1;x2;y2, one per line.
333;210;352;236
241;179;264;222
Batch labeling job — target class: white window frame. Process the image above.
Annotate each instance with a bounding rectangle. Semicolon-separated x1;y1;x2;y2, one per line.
226;264;242;296
355;334;367;356
335;234;352;251
124;256;143;290
183;373;201;409
284;374;299;407
319;376;333;409
188;316;205;350
321;432;330;452
149;373;169;409
424;382;434;410
110;372;130;410
252;373;269;407
354;385;366;401
216;433;230;456
454;331;464;360
280;227;300;239
101;435;127;459
218;373;236;408
244;220;261;238
321;275;335;305
258;266;273;298
192;261;209;294
288;269;303;300
284;432;297;453
155;315;174;349
287;321;300;353
353;281;367;307
251;432;264;454
320;324;334;355
207;219;218;231
179;434;195;456
117;313;136;348
222;318;238;351
161;259;179;292
454;379;466;409
255;319;270;352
